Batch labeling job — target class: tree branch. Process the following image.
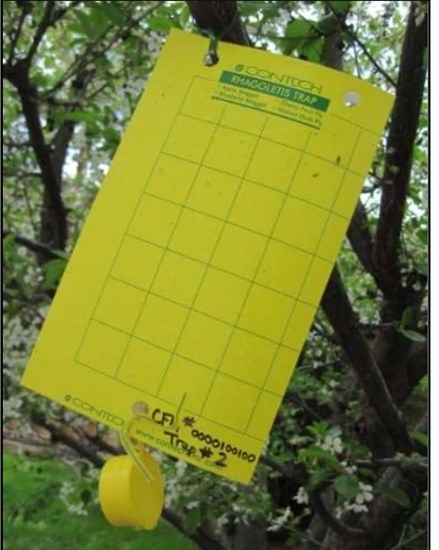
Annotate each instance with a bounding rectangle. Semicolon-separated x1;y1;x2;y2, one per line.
25;0;56;65
308;489;367;541
36;417;105;468
42;1;164;99
322;0;397;88
3;229;65;260
163;508;224;550
5;63;68;250
186;0;250;45
317;4;416;458
389;530;427;550
346;200;406;298
347;201;376;279
391;341;427;405
7;1;30;66
321;268;414;454
373;1;428;290
83;432;123;456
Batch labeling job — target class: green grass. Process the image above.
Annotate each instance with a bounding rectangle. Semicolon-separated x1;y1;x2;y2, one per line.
3;452;198;550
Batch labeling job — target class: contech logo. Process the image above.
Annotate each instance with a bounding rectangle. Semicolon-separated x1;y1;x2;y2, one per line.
65;394;125;427
234;64;323;94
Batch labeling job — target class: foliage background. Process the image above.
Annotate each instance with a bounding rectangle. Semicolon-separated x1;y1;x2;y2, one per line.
3;1;428;549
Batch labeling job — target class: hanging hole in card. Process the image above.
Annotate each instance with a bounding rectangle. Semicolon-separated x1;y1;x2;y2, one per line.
344;91;360;108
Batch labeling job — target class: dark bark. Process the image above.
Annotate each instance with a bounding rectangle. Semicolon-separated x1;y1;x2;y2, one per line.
35;417;105;468
321;268;414;455
371;0;428;409
3;229;64;261
374;286;427;401
186;1;250;45
326;461;427;550
374;1;428;293
347;202;376;281
163;508;224;550
317;9;414;458
5;62;68;251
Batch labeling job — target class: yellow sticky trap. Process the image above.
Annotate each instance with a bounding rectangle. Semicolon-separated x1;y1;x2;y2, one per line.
21;29;393;484
99;448;164;530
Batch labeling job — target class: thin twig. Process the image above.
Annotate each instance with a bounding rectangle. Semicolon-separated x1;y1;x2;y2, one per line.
43;1;165;98
322;268;415;454
352;40;363;79
309;489;368;540
289;526;332;550
25;0;56;64
7;2;29;65
3;229;65;260
322;0;397;87
389;529;427;550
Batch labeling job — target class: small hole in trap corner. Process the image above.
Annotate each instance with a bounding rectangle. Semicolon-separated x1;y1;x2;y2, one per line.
344;91;360;108
132;401;149;416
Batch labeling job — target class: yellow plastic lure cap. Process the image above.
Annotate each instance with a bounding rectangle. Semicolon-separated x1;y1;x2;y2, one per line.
98;449;164;530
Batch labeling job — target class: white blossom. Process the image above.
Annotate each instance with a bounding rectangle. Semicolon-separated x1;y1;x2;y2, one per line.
2;396;23;420
261;437;270;456
175;459;187;477
337;483;373;515
293;486;309;505
344;502;368;514
320;434;343;454
59;481;89;516
146;31;163;59
268;507;292;532
186;500;199;510
355;483;373;504
341;461;358;475
216;513;229;529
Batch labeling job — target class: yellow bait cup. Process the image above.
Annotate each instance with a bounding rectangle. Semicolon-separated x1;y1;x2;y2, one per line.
98;448;164;530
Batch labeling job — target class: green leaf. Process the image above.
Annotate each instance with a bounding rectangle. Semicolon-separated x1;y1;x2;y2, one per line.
400;329;426;343
417;262;428;277
309;466;333;489
317;14;340;34
103;126;121;146
328;1;352;14
307;421;330;438
334;475;360;500
423;47;428;69
401;307;414;328
89;4;112;36
179;4;191;26
2;233;16;250
95;1;125;26
183;507;202;534
42;259;67;290
298;446;339;466
418;228;428;245
383;487;411;508
65;111;99;125
67;21;86;36
301;38;324;63
148;16;173;32
412;431;428;447
239;1;263;17
327;426;342;438
286;19;312;39
73;11;103;40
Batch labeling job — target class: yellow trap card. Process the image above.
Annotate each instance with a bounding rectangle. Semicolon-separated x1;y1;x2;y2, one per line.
22;29;393;484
